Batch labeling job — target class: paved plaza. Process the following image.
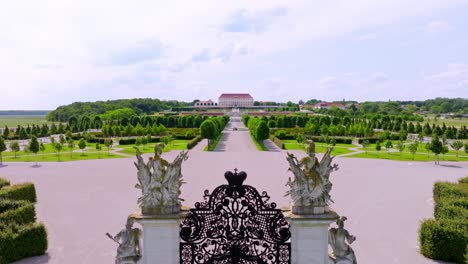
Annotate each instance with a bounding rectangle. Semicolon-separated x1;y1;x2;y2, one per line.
2;118;466;263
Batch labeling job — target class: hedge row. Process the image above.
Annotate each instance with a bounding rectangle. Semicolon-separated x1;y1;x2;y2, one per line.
0;223;48;264
419;219;467;263
433;182;468;203
118;135;196;145
0;178;10;189
419;177;468;263
0;183;37;203
0;200;36;225
270;136;285;149
187;135;202;149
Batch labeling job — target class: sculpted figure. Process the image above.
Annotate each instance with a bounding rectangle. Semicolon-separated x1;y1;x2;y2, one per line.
328;216;357;264
106;217;142;264
134;143;188;214
285;140;338;209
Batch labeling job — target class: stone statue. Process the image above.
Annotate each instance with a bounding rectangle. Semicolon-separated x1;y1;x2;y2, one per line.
328;216;357;264
106;217;142;264
285;140;338;213
134;143;189;214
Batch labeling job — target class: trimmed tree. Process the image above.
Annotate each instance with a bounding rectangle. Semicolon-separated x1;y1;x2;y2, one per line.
78;138;87;156
10;141;20;159
0;137;6;165
408;141;418;160
200;120;216;147
104;139;113;155
67;139;75;158
255;120;270;142
362;140;370;154
95;143;102;158
39;142;45;158
429;135;443;165
450;140;463;159
29;136;40;165
375;141;381;157
396;140;405;157
54;142;63;161
385;140;393;156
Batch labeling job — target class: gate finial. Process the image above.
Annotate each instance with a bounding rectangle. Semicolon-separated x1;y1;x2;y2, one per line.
224;169;247;187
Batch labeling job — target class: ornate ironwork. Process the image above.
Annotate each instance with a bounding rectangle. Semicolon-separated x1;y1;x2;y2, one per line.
180;169;291;264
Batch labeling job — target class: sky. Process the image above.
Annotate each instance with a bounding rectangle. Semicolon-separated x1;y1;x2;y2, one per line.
1;0;468;110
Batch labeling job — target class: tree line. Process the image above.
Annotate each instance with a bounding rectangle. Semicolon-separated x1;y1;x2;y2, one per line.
46;98;192;122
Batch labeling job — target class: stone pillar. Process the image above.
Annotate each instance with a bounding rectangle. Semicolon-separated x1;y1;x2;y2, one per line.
285;209;339;264
131;209;188;264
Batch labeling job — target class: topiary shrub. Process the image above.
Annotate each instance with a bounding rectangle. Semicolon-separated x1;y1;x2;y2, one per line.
0;178;10;189
433;182;468;203
434;202;467;221
419;219;467;263
0;183;37;203
0;200;36;225
0;223;48;264
270;135;285;149
187;136;202;149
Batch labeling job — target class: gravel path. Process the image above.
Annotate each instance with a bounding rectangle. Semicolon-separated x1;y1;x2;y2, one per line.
2;127;466;263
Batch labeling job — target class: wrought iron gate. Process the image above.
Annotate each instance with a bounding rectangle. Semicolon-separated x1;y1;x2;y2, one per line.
180;169;291;264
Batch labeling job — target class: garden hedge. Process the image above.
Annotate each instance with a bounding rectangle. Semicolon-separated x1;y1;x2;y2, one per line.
433;182;468;203
187;136;202;149
0;183;37;203
0;178;10;189
419;219;467;263
0;200;36;225
270;136;285;149
0;223;48;264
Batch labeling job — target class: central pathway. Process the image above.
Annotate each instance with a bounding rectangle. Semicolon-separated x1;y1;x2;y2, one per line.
214;117;257;152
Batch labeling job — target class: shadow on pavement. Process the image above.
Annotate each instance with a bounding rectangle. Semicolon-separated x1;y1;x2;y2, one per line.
0;164;8;168
439;164;462;169
31;164;42;168
263;140;282;152
213;132;230;152
14;254;51;264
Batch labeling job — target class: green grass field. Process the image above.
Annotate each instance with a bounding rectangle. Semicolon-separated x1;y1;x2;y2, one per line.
117;140;189;155
2;151;122;162
282;140;355;155
346;150;468;162
0;115;57;127
421;114;468;128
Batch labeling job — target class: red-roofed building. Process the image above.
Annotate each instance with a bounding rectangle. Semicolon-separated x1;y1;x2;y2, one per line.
218;93;254;107
194;99;217;107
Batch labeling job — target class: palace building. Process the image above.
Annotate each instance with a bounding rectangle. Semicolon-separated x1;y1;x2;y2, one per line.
218;93;254;107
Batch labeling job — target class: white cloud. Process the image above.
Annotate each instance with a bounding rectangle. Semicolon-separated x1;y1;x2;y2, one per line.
425;20;452;33
358;34;377;41
0;0;466;109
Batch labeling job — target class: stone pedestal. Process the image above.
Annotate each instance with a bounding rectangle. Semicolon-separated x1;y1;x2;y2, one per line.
131;209;188;264
285;209;339;264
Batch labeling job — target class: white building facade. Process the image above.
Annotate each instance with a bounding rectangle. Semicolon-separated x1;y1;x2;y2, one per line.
218;93;254;107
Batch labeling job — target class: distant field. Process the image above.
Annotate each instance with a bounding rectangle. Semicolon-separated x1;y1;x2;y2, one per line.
421;114;468;128
0;115;55;127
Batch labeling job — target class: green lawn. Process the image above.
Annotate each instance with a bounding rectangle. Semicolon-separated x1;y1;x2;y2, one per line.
346;150;468;162
282;140;355;155
0;115;58;127
422;114;468;128
117;140;189;155
2;151;122;162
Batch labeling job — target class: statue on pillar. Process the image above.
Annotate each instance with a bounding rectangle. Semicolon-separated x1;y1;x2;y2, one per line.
328;216;357;264
285;140;338;214
106;217;142;264
134;143;189;214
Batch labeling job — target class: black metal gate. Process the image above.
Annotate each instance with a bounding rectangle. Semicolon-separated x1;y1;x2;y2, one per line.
180;169;291;264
